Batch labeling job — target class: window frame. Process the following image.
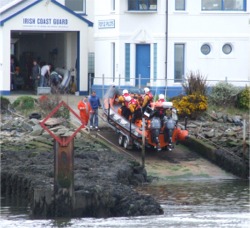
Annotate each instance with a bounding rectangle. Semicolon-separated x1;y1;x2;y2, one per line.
112;0;116;11
125;43;130;82
65;0;86;14
174;43;185;83
201;0;246;11
222;43;233;55
175;0;186;11
153;43;157;81
200;43;211;55
128;0;158;11
112;42;116;82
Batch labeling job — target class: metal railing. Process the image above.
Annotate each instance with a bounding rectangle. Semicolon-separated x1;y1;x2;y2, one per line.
88;74;250;99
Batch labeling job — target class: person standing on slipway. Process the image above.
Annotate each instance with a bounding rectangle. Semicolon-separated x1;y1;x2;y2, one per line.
89;91;101;131
40;64;51;87
78;96;92;127
30;59;40;92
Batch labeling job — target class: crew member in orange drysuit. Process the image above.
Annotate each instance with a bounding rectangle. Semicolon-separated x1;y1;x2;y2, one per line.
141;87;153;112
118;89;130;119
78;96;92;126
127;96;142;123
156;93;166;119
158;94;165;103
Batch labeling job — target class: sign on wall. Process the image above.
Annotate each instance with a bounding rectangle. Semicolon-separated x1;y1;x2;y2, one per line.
22;17;69;28
98;19;115;29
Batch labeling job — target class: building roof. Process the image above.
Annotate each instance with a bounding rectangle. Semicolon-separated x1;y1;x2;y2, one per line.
0;0;93;27
0;0;29;13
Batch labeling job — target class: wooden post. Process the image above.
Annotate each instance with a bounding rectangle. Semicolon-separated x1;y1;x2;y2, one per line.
54;136;74;217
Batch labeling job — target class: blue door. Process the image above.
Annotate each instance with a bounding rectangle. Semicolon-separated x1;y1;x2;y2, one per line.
136;44;150;86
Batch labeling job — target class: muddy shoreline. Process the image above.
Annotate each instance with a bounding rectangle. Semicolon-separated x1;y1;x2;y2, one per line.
1;134;163;218
1;95;249;218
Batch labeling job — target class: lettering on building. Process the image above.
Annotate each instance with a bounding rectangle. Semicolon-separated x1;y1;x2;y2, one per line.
98;19;115;29
22;18;68;27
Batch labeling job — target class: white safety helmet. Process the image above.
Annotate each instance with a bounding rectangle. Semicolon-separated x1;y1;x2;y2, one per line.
122;89;128;95
144;87;150;93
125;95;132;102
159;94;165;100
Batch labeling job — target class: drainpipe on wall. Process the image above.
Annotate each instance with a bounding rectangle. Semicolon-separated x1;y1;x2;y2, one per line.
165;0;168;99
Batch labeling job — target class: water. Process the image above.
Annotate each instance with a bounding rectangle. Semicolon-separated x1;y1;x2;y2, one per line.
1;179;249;228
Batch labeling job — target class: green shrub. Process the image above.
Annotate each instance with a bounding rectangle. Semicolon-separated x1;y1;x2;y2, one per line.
237;86;250;110
38;94;70;119
209;81;240;107
182;71;208;96
12;96;36;110
0;96;10;110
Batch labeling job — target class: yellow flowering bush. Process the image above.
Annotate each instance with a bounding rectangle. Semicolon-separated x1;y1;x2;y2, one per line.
172;94;208;119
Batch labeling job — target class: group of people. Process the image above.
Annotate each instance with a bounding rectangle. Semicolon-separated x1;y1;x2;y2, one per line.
30;60;52;90
118;87;166;123
78;91;101;131
78;87;170;133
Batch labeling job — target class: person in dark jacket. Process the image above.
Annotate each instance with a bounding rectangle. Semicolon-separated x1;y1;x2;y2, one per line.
89;91;101;130
30;59;40;91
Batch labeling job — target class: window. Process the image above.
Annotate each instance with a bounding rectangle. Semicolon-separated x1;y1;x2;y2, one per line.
201;0;246;11
175;0;186;10
65;0;86;13
88;52;95;73
222;43;232;54
174;44;185;83
112;43;116;81
128;0;157;11
125;44;130;82
153;43;157;81
112;0;116;11
200;44;211;55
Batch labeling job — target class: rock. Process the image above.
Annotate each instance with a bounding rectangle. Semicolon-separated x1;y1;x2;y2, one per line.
22;122;33;131
204;129;215;138
210;111;217;120
30;124;44;136
28;118;40;125
1;120;13;130
224;128;237;137
216;112;224;120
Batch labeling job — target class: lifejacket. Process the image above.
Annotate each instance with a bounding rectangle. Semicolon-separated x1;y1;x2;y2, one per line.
118;93;130;107
158;98;165;103
128;98;140;113
124;93;130;107
156;99;165;115
142;92;153;108
147;92;153;102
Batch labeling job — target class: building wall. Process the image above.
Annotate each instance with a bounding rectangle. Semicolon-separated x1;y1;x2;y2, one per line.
94;0;166;87
0;0;90;94
168;0;250;86
93;0;250;93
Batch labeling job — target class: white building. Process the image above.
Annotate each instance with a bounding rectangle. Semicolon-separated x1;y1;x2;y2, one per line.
1;0;249;97
93;0;250;97
0;0;93;96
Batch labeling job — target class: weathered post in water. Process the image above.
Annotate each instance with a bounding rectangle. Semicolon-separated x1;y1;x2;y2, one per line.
39;101;84;217
54;136;74;217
